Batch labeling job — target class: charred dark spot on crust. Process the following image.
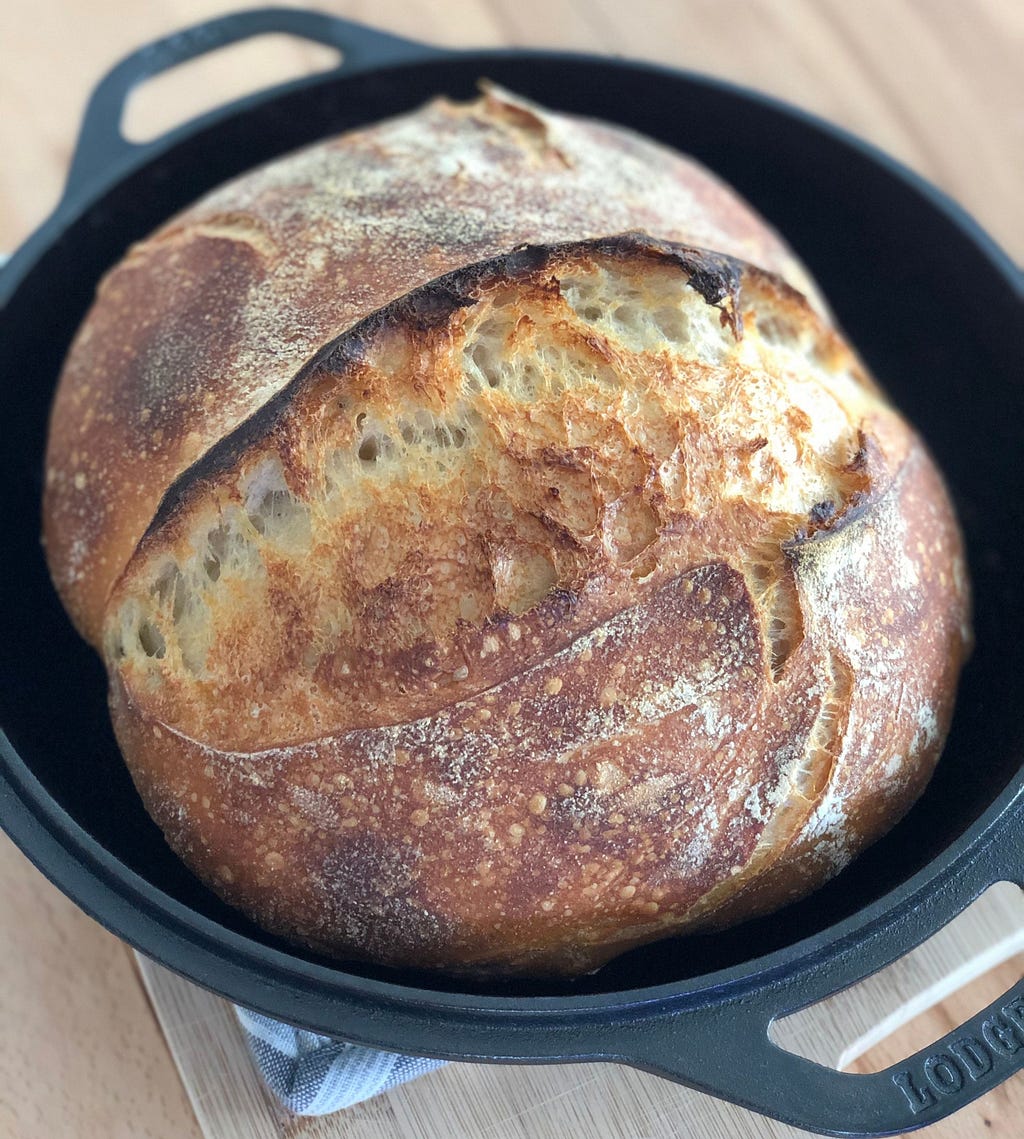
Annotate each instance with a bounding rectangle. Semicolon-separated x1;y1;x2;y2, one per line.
140;233;800;543
583;232;745;338
808;500;837;526
504;242;556;277
784;430;888;550
391;284;480;334
302;331;369;380
847;430;871;473
786;491;871;548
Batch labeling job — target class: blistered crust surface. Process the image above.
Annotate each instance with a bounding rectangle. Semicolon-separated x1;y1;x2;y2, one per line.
104;238;969;975
44;87;818;646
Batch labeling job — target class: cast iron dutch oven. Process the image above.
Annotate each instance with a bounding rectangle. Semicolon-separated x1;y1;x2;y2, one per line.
1;9;1021;1135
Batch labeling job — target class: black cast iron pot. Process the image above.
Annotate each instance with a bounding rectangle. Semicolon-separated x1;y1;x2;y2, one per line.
1;9;1021;1135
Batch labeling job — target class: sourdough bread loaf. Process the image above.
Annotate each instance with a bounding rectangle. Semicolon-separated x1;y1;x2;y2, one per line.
44;90;970;976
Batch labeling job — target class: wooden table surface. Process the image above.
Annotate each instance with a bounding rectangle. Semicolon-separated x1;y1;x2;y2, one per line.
0;2;1020;1137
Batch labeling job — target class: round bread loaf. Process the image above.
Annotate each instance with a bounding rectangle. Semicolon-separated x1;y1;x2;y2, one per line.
44;89;970;976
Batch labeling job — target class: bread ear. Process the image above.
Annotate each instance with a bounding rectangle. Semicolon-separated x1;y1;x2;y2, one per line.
100;237;969;975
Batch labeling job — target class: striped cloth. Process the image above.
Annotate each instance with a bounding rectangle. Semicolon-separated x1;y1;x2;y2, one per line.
236;1006;447;1115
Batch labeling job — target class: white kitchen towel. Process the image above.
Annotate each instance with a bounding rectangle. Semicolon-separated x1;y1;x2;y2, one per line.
236;1006;447;1115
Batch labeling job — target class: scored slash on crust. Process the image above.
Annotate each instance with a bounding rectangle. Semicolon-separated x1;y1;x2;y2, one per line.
101;233;969;975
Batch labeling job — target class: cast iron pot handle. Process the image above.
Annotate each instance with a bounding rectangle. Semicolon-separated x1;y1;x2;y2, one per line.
620;802;1024;1137
62;7;441;204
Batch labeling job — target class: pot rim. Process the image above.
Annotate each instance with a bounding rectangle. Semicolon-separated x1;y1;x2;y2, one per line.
1;33;1021;1039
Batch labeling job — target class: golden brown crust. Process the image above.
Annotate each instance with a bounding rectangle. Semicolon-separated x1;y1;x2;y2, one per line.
699;440;971;929
45;90;969;977
43;88;819;647
96;236;969;976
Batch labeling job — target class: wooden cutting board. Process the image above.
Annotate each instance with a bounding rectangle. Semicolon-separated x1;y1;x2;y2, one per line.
132;882;1024;1139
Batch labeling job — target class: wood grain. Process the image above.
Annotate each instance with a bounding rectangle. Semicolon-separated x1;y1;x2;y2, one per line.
132;883;1024;1139
0;0;1019;260
0;835;201;1139
1;1;1020;1137
848;956;1024;1139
